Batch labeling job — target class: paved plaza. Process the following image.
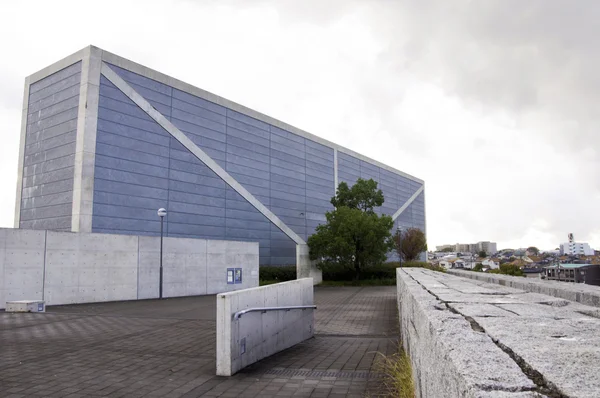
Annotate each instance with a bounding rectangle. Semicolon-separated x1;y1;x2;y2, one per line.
0;286;398;397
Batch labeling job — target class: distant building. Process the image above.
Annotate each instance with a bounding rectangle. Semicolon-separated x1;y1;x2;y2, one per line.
542;264;600;286
559;242;594;256
477;241;497;255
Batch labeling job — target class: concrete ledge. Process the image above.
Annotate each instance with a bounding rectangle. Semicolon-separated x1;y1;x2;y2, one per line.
401;268;600;397
397;268;537;397
6;300;45;313
216;278;314;376
448;269;600;308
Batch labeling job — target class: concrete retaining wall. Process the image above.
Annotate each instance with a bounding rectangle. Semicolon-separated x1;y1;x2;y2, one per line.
397;268;537;397
216;278;314;376
0;228;258;308
448;269;600;308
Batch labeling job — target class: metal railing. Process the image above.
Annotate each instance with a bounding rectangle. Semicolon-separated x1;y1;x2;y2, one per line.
233;305;317;320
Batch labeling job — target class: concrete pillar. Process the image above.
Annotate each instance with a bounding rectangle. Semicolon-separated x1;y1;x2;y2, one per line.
296;244;322;285
71;46;102;232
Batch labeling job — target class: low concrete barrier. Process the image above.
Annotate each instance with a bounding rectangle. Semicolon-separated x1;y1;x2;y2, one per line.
0;228;259;308
448;269;600;308
216;278;314;376
397;268;535;397
399;268;600;397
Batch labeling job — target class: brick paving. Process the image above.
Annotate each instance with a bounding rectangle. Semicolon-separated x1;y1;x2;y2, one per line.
0;286;398;397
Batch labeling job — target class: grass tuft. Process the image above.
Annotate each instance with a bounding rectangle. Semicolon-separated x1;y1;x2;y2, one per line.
371;343;415;398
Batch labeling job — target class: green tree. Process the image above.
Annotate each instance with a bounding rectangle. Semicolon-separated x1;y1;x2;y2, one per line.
497;263;524;276
440;247;454;253
473;263;484;272
394;228;427;262
308;179;394;280
478;250;487;258
527;246;539;255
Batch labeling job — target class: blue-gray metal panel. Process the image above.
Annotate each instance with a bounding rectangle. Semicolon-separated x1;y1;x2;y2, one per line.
171;98;226;125
94;191;165;210
305;153;333;168
270;148;305;166
226;153;270;172
23;155;75;179
270;132;305;153
170;116;226;143
271;181;306;196
27;108;79;134
270;125;304;144
168;169;226;189
169;157;219;178
168;180;226;199
99;94;158;121
97;119;169;146
29;72;81;103
270;172;304;188
26;119;78;143
226;163;270;180
270;165;306;181
270;157;306;174
172;88;226;116
227;109;270;131
108;63;172;95
24;142;76;167
227;118;270;141
93;216;161;233
227;135;270;156
22;166;74;188
95;179;168;200
20;203;72;221
170;108;226;134
98;107;168;136
168;223;225;237
21;191;73;209
96;142;169;167
25;131;76;156
95;154;169;178
168;191;226;208
95;166;168;188
168;212;226;227
27;95;80;124
169;201;225;217
22;178;74;199
20;216;72;231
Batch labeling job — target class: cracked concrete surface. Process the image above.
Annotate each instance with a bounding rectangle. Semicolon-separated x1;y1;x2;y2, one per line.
398;268;600;398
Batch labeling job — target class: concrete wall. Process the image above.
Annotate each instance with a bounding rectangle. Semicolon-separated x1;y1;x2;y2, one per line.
448;269;600;308
216;278;314;376
20;62;81;231
397;268;536;397
0;228;258;309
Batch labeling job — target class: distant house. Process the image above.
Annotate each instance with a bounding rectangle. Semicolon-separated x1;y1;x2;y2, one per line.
542;264;600;286
482;259;499;269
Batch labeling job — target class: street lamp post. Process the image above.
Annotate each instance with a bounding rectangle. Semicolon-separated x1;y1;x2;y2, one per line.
157;208;167;299
397;226;402;267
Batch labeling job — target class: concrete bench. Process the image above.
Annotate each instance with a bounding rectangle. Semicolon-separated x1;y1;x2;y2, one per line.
5;300;45;313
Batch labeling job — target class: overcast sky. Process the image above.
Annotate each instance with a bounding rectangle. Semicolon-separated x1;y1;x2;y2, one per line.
0;0;597;251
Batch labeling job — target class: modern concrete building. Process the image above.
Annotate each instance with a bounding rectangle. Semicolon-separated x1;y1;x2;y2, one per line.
14;45;425;266
559;241;594;256
542;263;600;285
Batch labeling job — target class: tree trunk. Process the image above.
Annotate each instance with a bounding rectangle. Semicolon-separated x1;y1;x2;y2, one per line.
354;258;361;281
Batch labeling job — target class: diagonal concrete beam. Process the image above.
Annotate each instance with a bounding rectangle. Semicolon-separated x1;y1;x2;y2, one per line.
392;185;424;221
101;63;306;245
